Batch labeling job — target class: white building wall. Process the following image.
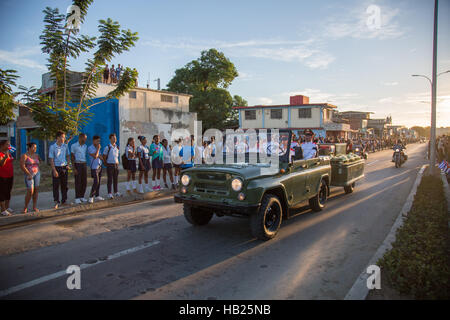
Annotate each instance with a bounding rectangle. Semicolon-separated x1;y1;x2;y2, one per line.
264;108;288;128
290;107;321;128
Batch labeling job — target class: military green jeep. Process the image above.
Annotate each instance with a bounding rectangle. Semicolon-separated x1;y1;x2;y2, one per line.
174;130;363;240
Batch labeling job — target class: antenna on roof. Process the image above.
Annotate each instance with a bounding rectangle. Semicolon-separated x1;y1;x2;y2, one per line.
146;73;150;89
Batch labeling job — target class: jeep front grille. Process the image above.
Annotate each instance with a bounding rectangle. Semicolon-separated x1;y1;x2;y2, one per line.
194;183;229;195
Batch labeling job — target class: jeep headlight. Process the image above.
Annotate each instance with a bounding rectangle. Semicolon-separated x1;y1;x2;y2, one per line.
355;148;360;152
395;149;400;152
181;174;191;186
231;178;243;192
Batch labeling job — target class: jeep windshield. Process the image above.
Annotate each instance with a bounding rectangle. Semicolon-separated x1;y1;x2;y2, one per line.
199;129;291;165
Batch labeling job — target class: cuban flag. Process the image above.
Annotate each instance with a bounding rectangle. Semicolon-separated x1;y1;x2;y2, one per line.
438;160;448;173
8;145;16;153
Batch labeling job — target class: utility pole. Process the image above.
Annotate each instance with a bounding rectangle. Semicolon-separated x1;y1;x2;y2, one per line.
430;0;438;174
154;78;160;90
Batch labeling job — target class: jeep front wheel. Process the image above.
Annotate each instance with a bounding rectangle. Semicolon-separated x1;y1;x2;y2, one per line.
309;179;328;212
183;204;213;226
250;194;283;241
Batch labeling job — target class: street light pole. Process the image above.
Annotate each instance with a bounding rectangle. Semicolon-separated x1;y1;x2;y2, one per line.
411;0;441;173
430;0;438;174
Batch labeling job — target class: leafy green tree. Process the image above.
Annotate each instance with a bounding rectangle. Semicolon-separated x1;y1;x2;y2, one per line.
26;1;139;141
410;126;430;138
0;69;19;125
166;48;244;130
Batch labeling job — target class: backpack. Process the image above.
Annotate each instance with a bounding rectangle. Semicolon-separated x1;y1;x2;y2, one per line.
121;153;129;170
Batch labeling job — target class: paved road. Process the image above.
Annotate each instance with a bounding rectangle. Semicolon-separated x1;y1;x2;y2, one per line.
0;143;427;299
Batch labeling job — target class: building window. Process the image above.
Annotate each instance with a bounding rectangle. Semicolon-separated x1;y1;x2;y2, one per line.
161;94;173;103
298;108;311;118
173;96;179;104
270;109;282;119
129;91;137;99
245;110;256;120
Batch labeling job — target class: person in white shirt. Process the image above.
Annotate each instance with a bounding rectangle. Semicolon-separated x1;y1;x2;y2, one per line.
137;136;151;193
171;139;182;187
161;139;175;189
301;129;318;160
71;133;88;204
102;133;121;199
88;135;104;203
290;134;299;162
125;137;137;193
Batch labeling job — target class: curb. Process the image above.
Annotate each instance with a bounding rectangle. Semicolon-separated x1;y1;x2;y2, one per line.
344;164;427;300
440;171;450;225
0;190;177;228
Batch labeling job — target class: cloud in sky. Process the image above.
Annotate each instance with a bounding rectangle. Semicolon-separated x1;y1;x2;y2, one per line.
381;81;399;86
323;3;404;40
143;38;335;69
0;46;46;71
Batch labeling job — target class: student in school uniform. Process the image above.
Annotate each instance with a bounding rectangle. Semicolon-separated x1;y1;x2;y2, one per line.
137;136;151;193
48;131;70;209
103;133;121;199
161;139;175;189
125;137;137;193
71;133;88;204
149;135;163;190
87;135;105;203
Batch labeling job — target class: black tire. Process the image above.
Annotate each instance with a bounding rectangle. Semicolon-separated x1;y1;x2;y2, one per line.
250;194;283;241
309;179;328;212
183;204;213;226
344;182;355;194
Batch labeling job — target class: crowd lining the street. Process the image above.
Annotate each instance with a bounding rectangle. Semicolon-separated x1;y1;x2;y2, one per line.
0;130;425;217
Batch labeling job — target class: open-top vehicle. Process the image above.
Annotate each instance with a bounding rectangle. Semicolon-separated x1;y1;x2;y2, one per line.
175;130;365;240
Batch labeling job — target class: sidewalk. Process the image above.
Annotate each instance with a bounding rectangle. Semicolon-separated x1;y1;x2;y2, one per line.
1;181;177;227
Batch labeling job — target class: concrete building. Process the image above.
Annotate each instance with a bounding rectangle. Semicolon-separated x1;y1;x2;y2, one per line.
15;72;195;160
234;95;354;139
94;84;195;155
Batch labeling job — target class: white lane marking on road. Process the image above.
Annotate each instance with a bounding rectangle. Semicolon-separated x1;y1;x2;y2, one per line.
366;160;379;166
0;240;160;298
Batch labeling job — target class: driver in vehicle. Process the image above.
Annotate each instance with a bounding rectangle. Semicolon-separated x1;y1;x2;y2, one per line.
301;129;318;160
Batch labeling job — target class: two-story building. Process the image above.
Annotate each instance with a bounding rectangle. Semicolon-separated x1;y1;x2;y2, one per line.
234;95;353;139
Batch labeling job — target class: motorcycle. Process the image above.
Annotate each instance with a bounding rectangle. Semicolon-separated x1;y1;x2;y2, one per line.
353;144;368;160
393;148;407;168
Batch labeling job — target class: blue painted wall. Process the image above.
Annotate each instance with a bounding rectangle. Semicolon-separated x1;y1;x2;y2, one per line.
19;98;119;163
67;98;119;162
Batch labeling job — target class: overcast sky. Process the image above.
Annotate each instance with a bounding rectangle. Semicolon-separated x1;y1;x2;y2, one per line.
1;0;449;127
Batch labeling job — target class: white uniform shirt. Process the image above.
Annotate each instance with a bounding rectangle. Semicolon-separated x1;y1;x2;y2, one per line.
103;144;119;164
301;142;318;160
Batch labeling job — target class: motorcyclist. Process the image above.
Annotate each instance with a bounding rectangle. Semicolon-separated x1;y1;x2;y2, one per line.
392;139;407;162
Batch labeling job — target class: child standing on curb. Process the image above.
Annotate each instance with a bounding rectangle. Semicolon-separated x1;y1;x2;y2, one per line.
150;135;163;190
125;137;137;194
161;139;175;189
137;136;151;193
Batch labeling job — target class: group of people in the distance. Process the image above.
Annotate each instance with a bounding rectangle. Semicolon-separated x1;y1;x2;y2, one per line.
102;64;123;84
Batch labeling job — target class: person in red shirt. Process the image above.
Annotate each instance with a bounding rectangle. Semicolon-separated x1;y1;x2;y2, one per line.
0;140;14;216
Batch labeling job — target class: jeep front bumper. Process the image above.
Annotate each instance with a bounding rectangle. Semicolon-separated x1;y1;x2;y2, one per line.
174;194;260;216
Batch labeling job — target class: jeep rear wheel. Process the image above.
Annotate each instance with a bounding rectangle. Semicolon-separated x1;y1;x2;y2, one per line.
309;179;328;212
344;182;355;194
183;204;213;226
250;194;283;241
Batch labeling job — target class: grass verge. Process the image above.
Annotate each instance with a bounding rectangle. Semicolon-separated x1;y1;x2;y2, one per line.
374;173;450;299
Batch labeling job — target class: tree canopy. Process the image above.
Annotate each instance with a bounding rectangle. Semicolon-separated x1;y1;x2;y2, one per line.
0;69;19;125
166;48;246;130
23;1;139;141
